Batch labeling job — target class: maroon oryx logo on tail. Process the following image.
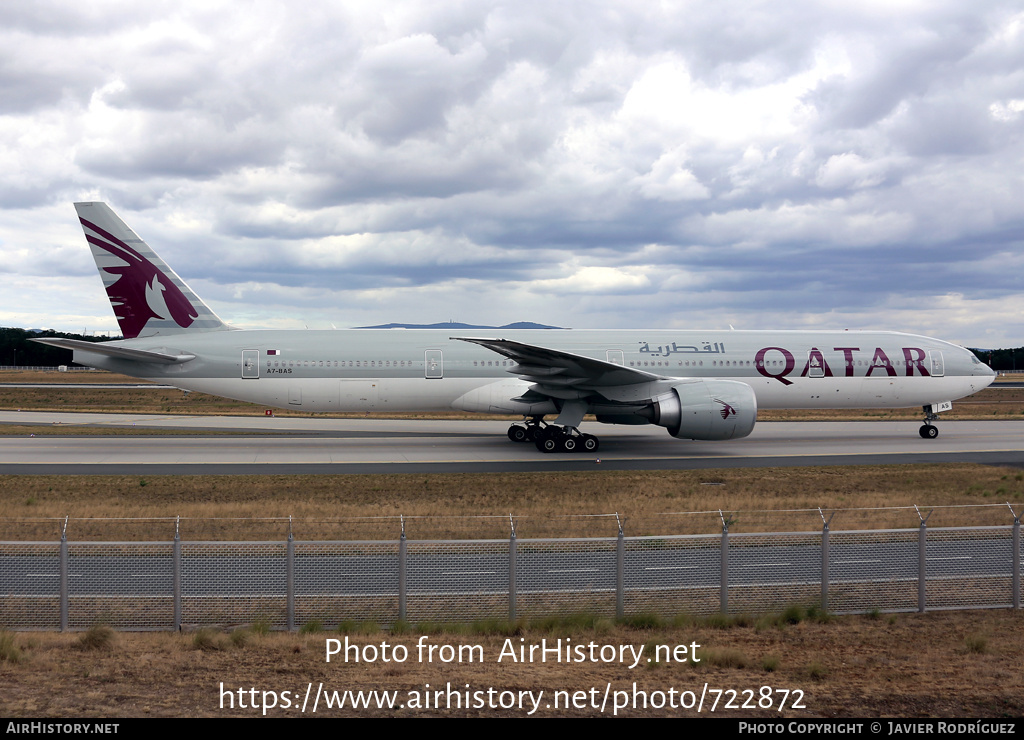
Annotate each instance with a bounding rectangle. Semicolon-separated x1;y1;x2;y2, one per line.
81;217;198;338
714;398;737;420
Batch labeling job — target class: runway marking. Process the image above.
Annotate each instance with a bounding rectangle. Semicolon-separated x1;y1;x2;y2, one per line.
836;559;883;564
549;568;598;573
7;445;1024;466
9;444;1024;465
735;562;790;568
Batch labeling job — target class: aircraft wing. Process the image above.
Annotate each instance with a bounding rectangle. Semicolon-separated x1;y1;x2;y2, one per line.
452;336;662;389
31;338;196;365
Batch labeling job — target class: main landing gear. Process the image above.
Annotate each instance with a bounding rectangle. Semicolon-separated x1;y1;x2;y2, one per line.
506;417;600;453
919;405;941;439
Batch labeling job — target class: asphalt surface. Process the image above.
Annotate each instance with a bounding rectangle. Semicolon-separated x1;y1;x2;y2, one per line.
3;537;1012;597
1;411;1023;474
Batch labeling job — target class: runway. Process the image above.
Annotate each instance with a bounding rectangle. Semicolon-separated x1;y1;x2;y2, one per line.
3;538;1007;596
1;411;1023;474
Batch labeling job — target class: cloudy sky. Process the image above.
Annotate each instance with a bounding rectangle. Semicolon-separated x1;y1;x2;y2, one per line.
1;1;1022;347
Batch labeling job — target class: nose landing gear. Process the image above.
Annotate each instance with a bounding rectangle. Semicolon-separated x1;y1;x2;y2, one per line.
919;403;948;439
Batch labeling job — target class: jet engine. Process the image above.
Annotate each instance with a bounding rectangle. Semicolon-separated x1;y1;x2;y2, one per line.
647;379;757;440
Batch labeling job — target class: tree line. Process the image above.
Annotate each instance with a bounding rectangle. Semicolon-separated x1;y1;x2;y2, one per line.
0;328;114;367
970;347;1024;373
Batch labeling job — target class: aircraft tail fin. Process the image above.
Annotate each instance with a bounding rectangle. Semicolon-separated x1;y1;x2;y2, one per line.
75;202;228;339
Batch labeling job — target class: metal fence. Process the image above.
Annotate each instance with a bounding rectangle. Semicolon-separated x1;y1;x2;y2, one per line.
1;506;1020;631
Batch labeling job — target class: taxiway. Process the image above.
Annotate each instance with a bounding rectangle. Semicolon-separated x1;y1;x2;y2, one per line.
1;411;1023;474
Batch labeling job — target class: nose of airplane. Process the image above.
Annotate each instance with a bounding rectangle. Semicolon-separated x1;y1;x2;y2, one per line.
966;349;996;381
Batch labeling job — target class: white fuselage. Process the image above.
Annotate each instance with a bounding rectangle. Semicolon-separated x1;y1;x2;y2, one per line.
71;328;994;416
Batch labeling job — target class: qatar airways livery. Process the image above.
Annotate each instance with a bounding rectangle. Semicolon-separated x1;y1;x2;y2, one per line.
34;202;995;452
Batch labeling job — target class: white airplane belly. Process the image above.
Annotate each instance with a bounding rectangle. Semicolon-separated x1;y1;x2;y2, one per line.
170;376;500;412
745;375;987;410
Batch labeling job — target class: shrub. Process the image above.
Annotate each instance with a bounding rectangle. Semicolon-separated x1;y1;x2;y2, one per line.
807;660;828;679
705;648;748;669
193;628;227;651
0;631;22;664
619;613;663;630
78;624;115;651
299;620;322;634
965;634;988;654
251;618;272;635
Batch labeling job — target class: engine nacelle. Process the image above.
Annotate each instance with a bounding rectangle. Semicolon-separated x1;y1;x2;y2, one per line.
648;379;757;441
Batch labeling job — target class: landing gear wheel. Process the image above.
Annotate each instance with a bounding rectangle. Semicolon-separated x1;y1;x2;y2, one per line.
507;425;528;443
524;417;545;442
531;425;598;453
919;424;939;439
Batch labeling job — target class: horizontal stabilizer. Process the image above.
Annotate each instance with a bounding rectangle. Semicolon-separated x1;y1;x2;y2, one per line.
31;338;196;365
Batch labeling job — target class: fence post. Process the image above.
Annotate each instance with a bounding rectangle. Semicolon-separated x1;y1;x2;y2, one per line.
286;517;295;632
819;509;833;613
398;516;407;623
508;514;517;622
1011;505;1020;610
173;517;182;631
615;514;624;621
719;511;729;614
59;517;68;632
916;506;931;613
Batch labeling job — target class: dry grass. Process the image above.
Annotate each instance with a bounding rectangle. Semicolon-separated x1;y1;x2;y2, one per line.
1;464;1022;541
0;426;266;437
0;611;1021;717
0;370;144;384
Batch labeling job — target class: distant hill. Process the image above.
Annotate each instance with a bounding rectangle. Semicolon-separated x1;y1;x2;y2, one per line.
354;321;565;330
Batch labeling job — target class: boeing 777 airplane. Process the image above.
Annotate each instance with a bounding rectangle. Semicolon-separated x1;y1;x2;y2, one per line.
33;202;996;452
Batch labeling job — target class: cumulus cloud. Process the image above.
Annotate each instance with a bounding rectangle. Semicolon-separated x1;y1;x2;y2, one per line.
0;0;1023;344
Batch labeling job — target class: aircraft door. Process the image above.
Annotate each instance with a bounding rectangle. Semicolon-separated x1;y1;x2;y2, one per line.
806;350;825;378
425;349;443;379
242;350;259;379
930;351;945;377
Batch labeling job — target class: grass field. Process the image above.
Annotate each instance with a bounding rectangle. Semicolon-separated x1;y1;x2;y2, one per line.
1;464;1021;541
1;609;1022;717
